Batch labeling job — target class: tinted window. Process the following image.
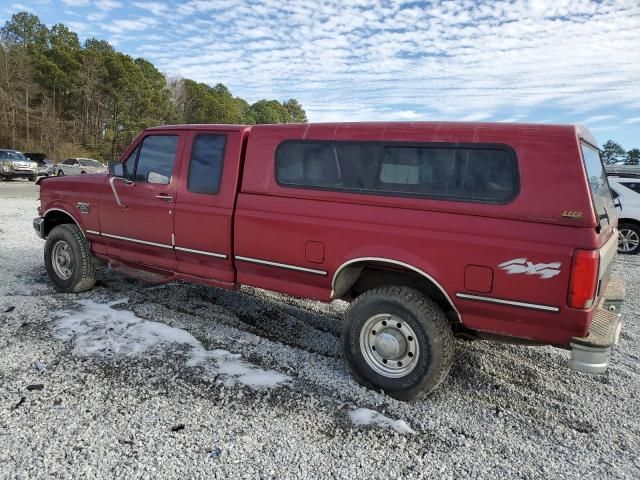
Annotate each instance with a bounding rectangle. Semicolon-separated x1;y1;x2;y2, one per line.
277;143;343;188
187;134;226;194
135;135;178;183
623;182;640;195
581;143;614;228
276;141;517;203
380;147;516;202
79;159;103;168
122;147;139;180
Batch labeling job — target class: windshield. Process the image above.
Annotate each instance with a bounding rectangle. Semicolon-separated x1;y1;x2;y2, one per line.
581;142;615;229
0;151;27;161
79;159;104;168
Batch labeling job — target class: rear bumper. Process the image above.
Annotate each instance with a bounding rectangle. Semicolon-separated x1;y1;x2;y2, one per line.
33;217;45;239
568;277;624;374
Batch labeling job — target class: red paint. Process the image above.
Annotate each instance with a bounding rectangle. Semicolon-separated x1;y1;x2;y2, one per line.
37;122;618;347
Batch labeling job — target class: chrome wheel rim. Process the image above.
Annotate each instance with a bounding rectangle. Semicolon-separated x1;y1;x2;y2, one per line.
359;313;419;378
51;240;74;280
618;229;639;253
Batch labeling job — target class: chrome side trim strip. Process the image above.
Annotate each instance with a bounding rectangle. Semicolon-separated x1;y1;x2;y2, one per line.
94;230;227;258
176;246;227;259
235;255;327;276
456;293;559;312
331;257;461;322
101;232;173;250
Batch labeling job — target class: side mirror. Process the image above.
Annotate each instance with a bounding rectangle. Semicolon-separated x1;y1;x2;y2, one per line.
108;161;124;177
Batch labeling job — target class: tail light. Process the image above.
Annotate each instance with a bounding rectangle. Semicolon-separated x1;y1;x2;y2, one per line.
568;249;599;309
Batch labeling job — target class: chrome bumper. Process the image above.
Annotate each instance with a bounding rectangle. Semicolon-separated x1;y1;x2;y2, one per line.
33;217;45;239
568;277;624;374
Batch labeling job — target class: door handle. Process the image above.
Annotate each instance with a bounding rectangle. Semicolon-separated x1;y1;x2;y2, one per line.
155;194;173;202
109;176;132;208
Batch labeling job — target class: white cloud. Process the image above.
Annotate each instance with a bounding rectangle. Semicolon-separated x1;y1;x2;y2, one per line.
65;21;89;34
87;12;107;21
44;0;640;125
395;110;423;120
133;1;168;15
61;0;89;6
9;3;34;13
623;117;640;125
95;0;122;10
459;113;494;122
581;115;617;124
102;17;157;34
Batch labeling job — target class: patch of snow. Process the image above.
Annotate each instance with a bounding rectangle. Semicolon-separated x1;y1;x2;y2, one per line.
9;285;35;296
348;408;416;434
54;299;290;389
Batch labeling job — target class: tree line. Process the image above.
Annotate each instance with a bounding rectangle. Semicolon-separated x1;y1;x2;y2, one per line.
0;12;307;162
601;140;640;166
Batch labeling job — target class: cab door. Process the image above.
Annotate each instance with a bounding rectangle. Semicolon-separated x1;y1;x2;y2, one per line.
173;129;244;283
99;132;185;270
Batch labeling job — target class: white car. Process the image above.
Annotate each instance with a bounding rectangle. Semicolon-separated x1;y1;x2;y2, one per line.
608;175;640;254
56;158;107;176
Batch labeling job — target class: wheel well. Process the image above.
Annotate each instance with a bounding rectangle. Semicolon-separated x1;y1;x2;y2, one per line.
43;210;79;237
332;260;460;325
618;218;640;228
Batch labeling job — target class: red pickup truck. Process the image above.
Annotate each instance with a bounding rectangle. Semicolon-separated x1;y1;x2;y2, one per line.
34;122;624;400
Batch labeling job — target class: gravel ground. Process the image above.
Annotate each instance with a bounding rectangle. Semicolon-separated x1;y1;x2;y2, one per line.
0;192;639;479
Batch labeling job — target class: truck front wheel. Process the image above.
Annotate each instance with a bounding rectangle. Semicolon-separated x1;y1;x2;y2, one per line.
341;286;454;400
44;224;96;293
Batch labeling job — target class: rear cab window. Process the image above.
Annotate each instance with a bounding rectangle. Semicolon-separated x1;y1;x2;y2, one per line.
581;142;616;230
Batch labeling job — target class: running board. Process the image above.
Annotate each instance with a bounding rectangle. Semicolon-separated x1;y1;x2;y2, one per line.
108;260;174;284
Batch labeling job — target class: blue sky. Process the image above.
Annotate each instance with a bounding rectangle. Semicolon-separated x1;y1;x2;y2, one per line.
4;0;640;149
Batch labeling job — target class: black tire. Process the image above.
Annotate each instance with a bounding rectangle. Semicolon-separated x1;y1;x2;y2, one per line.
29;176;36;182
80;171;86;174
57;170;64;176
44;224;96;293
342;286;454;400
618;222;640;255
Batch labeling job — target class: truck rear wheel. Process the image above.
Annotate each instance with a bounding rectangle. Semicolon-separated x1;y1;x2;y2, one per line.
341;286;454;400
44;224;96;293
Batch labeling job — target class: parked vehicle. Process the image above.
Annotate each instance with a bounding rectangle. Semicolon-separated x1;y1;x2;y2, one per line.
0;149;37;181
607;175;640;254
0;157;15;180
25;153;55;177
33;122;625;399
56;158;107;176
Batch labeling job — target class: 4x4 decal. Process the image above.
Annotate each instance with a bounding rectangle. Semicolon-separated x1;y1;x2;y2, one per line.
498;258;561;279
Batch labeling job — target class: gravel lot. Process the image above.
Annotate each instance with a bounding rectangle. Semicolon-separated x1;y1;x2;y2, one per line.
1;183;639;479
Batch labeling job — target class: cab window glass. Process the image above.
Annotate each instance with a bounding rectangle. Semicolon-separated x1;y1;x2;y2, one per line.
122;147;139;180
380;147;516;202
135;135;179;183
624;182;640;194
187;134;226;194
276;141;517;203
